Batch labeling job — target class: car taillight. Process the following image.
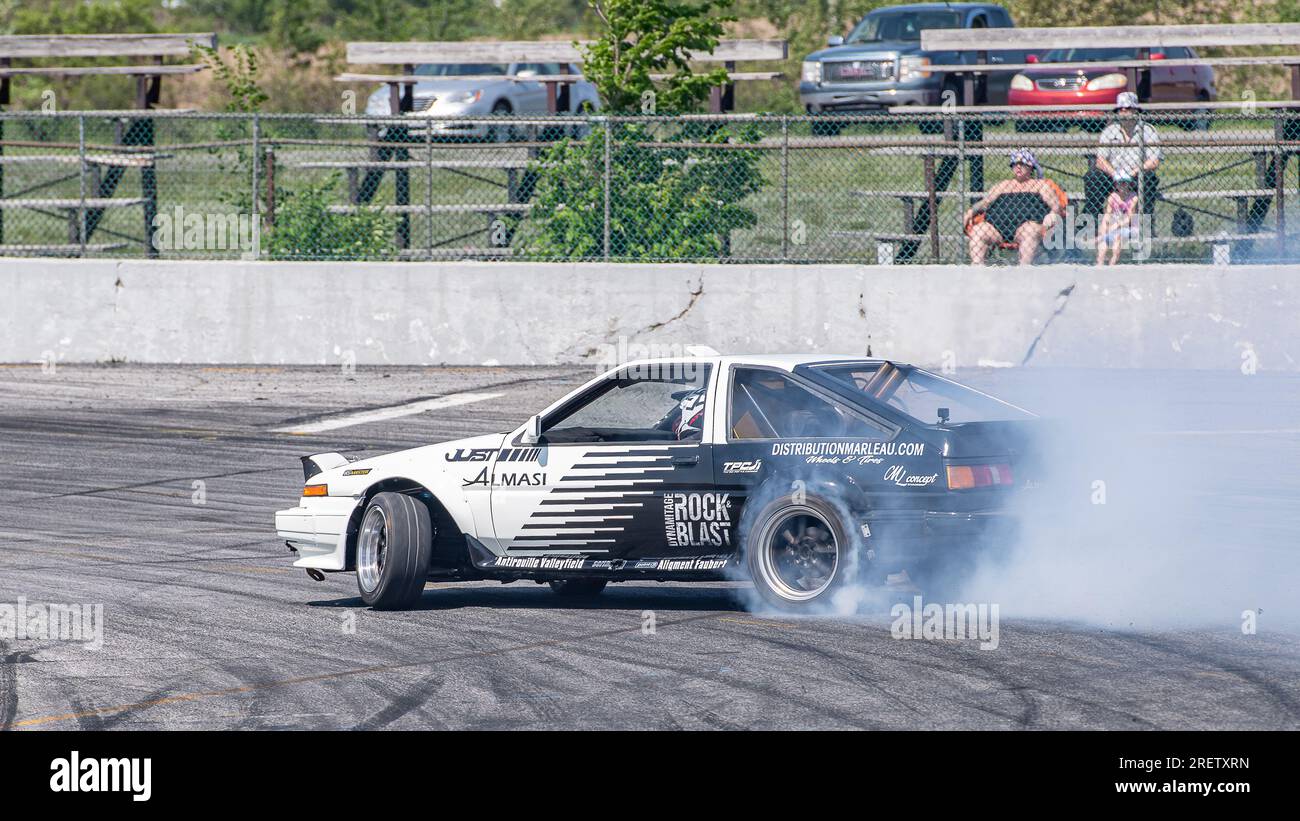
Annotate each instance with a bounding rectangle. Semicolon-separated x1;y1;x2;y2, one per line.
946;462;1014;490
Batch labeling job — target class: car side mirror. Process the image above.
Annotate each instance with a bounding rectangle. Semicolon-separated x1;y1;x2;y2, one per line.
827;35;844;47
521;414;542;444
1025;54;1038;64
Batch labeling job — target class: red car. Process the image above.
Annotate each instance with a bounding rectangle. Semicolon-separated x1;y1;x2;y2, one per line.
1007;46;1216;131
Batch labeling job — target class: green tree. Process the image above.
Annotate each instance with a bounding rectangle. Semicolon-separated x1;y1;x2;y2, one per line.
582;0;735;113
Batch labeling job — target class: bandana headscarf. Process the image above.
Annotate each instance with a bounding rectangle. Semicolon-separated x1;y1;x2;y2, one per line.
1009;148;1043;178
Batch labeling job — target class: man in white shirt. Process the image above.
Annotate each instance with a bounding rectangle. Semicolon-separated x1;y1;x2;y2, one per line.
1083;91;1161;221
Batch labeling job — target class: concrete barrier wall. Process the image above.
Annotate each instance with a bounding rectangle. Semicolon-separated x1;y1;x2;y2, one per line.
1;259;1293;370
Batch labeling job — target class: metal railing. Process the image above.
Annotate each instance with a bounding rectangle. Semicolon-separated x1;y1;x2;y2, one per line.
0;109;1296;264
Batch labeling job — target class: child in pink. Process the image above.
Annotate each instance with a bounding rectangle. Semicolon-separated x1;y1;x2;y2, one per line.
1097;174;1140;265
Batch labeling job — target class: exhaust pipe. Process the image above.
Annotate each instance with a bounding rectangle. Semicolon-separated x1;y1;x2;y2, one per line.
305;568;326;582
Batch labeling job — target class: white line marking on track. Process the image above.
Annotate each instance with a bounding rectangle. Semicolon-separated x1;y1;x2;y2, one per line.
1154;428;1300;436
273;392;503;434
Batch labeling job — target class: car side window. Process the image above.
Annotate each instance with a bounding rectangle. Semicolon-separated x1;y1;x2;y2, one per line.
729;368;888;441
544;367;711;444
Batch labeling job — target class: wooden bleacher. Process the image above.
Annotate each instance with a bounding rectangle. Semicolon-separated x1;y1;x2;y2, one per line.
0;33;214;257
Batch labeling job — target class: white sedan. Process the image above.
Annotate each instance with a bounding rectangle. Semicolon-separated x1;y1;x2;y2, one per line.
364;61;601;140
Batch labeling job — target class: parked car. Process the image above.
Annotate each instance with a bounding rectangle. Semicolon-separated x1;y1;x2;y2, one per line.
363;62;601;140
799;3;1033;134
1008;47;1216;131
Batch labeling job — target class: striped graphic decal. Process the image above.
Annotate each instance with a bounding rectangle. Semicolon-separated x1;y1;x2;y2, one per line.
505;446;691;552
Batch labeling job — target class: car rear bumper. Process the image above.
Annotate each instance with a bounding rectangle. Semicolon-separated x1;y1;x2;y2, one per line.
863;508;1018;567
275;497;358;570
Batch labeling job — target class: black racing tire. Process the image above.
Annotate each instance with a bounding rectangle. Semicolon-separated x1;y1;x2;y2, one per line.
355;491;432;610
548;579;608;597
488;100;516;142
743;494;857;612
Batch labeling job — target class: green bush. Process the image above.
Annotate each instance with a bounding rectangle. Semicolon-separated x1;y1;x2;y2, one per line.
523;121;765;259
266;176;395;260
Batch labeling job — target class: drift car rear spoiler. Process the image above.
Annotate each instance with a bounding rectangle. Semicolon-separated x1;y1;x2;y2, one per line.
300;452;349;481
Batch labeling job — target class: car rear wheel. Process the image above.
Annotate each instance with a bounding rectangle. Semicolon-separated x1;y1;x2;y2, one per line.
356;492;432;610
548;579;608;597
745;496;855;611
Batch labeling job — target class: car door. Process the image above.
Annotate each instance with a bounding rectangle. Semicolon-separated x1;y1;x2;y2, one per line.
716;365;900;529
488;362;719;560
1148;47;1185;102
510;62;550;113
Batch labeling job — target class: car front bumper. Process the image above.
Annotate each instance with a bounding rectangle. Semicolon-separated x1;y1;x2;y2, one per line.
801;82;940;112
275;496;359;570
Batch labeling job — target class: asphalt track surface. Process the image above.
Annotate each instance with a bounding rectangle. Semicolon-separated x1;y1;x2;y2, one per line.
1;364;1298;730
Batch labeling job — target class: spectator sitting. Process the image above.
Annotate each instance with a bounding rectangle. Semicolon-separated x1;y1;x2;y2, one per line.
964;149;1064;265
1084;91;1161;225
1097;172;1140;265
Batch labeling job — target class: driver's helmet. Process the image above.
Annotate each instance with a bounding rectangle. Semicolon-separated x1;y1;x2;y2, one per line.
673;388;707;440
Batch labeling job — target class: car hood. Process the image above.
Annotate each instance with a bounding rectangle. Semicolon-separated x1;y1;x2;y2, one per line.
806;40;921;61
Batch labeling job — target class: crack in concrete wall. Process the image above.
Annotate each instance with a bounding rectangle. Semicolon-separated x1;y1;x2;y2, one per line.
1021;283;1075;366
638;276;705;334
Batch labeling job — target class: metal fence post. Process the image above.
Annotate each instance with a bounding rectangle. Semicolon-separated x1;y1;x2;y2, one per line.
1137;119;1146;248
251;113;261;260
426;116;434;260
1276;109;1287;260
78;113;87;256
956;115;966;266
781;115;789;261
603;117;612;260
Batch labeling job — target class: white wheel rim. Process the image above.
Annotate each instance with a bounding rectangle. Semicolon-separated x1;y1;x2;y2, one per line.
755;506;840;602
357;506;388;594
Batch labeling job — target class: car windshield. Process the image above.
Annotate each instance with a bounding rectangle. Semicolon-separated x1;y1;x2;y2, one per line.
847;11;962;43
815;362;1035;424
415;63;508;77
1041;48;1140;63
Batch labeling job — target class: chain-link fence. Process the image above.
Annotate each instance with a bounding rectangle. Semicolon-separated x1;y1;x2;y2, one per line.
1;109;1297;264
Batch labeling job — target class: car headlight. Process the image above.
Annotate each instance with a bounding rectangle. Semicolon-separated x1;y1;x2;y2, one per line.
441;89;483;105
1086;73;1128;91
899;56;931;81
802;61;822;83
1010;73;1034;91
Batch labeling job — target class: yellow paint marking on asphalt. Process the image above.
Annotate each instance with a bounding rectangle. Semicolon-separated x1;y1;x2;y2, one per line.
3;612;726;729
204;563;291;575
11;547;135;564
719;617;799;630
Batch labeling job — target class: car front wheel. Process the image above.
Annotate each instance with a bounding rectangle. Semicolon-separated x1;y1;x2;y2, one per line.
355;492;432;610
745;496;856;611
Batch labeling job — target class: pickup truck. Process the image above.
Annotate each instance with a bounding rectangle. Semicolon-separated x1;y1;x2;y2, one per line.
799;3;1033;133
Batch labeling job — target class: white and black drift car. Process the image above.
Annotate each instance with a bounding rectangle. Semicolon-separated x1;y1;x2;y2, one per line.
275;354;1038;610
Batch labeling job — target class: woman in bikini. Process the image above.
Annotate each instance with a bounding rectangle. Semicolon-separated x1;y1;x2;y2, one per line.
964;149;1063;266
